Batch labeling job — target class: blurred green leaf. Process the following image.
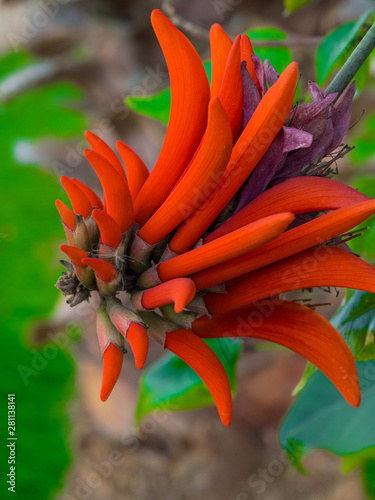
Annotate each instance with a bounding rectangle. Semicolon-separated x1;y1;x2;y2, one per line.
342;447;375;499
126;89;171;125
135;338;241;422
0;51;83;500
350;115;375;166
284;0;312;13
280;360;375;462
292;361;317;396
316;10;374;85
292;289;375;400
284;0;311;12
125;61;211;125
349;177;375;261
245;27;293;74
331;291;375;361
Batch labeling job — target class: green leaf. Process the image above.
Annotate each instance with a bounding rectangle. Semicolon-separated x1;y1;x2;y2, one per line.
331;291;375;361
363;459;375;499
350;114;375;166
348;177;375;262
245;27;293;74
316;10;374;85
284;0;312;13
0;51;83;499
125;60;211;125
126;89;171;125
135;338;241;422
291;361;317;396
279;360;375;461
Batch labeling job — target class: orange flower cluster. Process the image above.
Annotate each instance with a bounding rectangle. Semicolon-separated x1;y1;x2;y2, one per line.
56;9;375;426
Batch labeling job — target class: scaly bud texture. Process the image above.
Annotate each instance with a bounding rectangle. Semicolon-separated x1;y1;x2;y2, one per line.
54;9;375;426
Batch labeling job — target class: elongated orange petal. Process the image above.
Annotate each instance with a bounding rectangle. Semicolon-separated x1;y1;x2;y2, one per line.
61;176;92;218
100;343;123;401
193;199;375;290
84;150;133;233
165;328;232;425
82;258;116;282
85;131;127;183
206;176;371;243
192;300;360;407
126;322;149;369
56;200;76;231
133;9;211;225
240;34;261;95
70;178;103;210
218;35;243;138
60;244;88;267
116;140;149;200
205;246;375;314
157;212;294;283
92;209;122;249
210;24;233;97
138;97;232;245
169;61;299;254
141;278;196;313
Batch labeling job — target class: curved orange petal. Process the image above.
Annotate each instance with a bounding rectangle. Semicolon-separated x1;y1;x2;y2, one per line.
141;278;196;313
157;212;294;283
85;131;127;183
116;140;149;200
240;34;261;95
126;322;149;369
169;61;299;254
56;200;76;231
60;175;92;218
205;246;375;314
92;209;122;249
192;300;360;408
70;178;103;210
60;244;88;267
100;343;123;401
84;149;133;233
82;257;117;282
165;328;232;425
218;35;243;138
210;24;233;97
133;9;211;226
193;198;375;291
206;176;371;243
138;97;232;245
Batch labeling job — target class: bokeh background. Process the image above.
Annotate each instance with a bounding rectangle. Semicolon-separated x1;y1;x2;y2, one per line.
1;0;375;499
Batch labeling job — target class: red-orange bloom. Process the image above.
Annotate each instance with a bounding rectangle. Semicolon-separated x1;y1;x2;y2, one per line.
55;9;375;426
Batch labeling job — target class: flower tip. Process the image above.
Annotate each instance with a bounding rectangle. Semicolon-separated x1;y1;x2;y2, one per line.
82;258;116;282
221;411;232;427
347;378;361;408
100;343;123;402
55;199;76;231
288;61;299;76
151;8;164;22
127;322;149;369
60;244;88;267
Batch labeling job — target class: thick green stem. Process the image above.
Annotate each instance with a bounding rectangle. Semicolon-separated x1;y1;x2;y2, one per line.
326;21;375;97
